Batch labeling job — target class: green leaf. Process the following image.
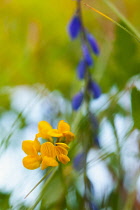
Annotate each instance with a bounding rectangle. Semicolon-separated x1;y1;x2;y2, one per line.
131;87;140;129
0;192;11;210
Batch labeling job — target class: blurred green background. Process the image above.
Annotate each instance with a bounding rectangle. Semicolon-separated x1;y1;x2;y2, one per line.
0;0;139;95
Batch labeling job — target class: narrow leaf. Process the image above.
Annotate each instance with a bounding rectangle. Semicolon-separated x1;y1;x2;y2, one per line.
25;168;53;199
84;3;140;43
131;87;140;129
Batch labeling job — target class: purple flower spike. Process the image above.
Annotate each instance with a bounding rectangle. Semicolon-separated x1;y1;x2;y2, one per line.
72;91;84;110
87;33;100;55
82;44;93;66
77;60;87;79
68;15;81;39
88;80;101;99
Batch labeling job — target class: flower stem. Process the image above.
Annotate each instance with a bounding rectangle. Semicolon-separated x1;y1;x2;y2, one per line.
25;167;53;199
28;167;57;210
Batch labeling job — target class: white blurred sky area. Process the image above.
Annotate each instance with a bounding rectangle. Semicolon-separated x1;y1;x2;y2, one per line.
0;85;139;208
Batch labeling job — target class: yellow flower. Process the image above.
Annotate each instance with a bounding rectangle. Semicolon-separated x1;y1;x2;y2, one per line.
40;142;58;170
22;139;42;170
55;143;70;164
40;142;70;170
22;120;73;170
48;120;75;143
36;121;53;141
22;140;70;170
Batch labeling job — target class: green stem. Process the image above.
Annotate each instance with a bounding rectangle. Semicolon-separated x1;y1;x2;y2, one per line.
103;0;140;40
25;168;53;199
28;167;57;210
110;118;121;173
111;119;120;155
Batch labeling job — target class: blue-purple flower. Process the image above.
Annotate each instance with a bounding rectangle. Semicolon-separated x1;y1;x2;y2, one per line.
88;80;101;99
68;2;101;112
77;59;87;79
82;44;93;66
68;15;81;39
72;91;84;110
87;33;100;55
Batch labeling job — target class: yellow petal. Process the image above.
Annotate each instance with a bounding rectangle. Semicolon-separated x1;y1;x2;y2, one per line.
41;156;58;170
58;120;70;133
48;129;63;137
36;132;52;141
33;139;41;152
22;140;37;155
41;142;56;158
55;143;70;149
55;146;68;156
22;155;42;170
36;121;52;141
37;121;53;140
38;121;53;132
63;131;75;143
57;154;70;164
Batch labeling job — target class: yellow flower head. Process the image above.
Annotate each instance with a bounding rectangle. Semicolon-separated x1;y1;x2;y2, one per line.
48;120;75;143
22;141;70;170
22;120;74;170
40;142;70;170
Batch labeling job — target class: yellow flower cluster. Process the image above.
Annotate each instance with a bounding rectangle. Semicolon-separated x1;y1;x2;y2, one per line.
22;120;75;170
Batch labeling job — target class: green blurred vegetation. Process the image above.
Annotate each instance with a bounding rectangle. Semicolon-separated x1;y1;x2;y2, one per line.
0;0;139;96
